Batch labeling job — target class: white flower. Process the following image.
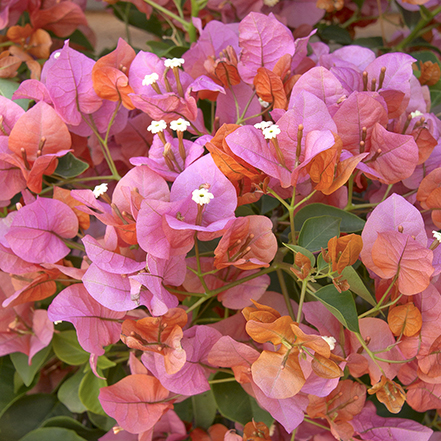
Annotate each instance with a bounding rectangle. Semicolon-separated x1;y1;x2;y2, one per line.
192;188;214;205
254;121;273;130
142;72;159;86
258;97;270;108
147;120;167;133
411;110;423;119
164;58;185;69
170;118;190;132
93;183;108;198
53;52;61;59
433;231;441;242
262;124;281;139
321;336;336;350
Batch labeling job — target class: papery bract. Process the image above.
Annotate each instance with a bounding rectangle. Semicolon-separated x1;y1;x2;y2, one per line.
214;215;277;270
0;277;53;363
237;12;294;84
371;231;433;295
44;40;102;126
99;374;173;434
360;194;427;276
348;318;404;383
8;101;71;162
30;2;87;38
48;283;124;355
142;326;222;396
351;401;433;441
5;197;78;264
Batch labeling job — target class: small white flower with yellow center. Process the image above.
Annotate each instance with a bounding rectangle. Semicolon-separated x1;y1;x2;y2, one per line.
433;231;441;242
53;52;61;59
142;72;159;86
254;121;273;130
258;97;270;108
170;118;190;132
192;188;214;205
262;124;281;139
147;120;167;134
93;183;108;198
321;336;336;350
164;58;185;69
411;110;423;119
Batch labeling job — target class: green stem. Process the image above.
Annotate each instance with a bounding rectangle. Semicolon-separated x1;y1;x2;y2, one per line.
277;269;295;321
141;0;190;28
355;332;386;376
238;91;256;121
394;5;441;51
238;104;273;124
208;376;236;385
296;279;308;324
380;184;393;202
82;115;121;180
344;174;354;211
185;265;279;314
63;239;85;251
292;190;316;211
188;0;199;43
194;233;211;294
302;418;331;431
266;188;290;211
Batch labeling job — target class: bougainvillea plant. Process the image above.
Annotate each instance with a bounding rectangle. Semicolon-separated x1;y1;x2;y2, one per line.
1;0;441;440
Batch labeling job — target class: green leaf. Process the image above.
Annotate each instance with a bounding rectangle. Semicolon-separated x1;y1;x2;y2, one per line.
317;253;329;273
192;390;217;429
0;356;22;418
78;371;107;416
111;3;163;38
146;41;187;58
352;37;384;49
411;50;441;67
396;2;421;30
0;394;70;441
310;285;360;333
430;89;441;111
235;204;255;217
174;398;193;422
319;25;352;45
339;266;376;307
57;370;87;414
0;78;29;110
260;194;281;214
68;29;94;53
295;204;365;233
96;355;116;370
19;427;87;441
52;331;89;366
42;417;105;441
10;345;52;387
298;216;341;252
54;153;89;179
283;244;315;266
212;373;273;427
87;412;115;432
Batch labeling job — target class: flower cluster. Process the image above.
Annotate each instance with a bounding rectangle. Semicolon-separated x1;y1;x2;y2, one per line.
0;1;441;441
